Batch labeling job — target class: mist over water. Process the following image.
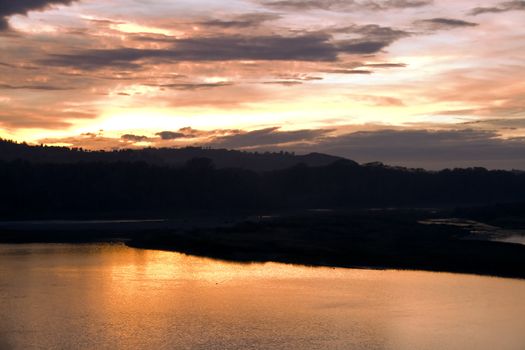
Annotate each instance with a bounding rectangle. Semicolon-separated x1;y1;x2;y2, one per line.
1;243;525;350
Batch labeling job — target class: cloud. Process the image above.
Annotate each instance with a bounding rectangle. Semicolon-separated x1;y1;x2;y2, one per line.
0;0;76;31
0;62;39;70
155;127;240;140
207;127;331;148
323;69;373;74
40;132;129;150
337;41;392;54
42;126;330;148
263;80;305;85
200;127;525;170
469;1;525;15
273;73;323;81
333;24;410;55
0;83;71;91
461;118;525;130
155;131;187;140
199;13;281;28
36;126;525;170
364;63;407;68
333;24;410;41
263;73;324;85
121;134;149;142
0;109;94;129
415;18;478;30
39;23;412;71
289;129;525;170
149;82;234;90
41;33;341;69
259;0;432;11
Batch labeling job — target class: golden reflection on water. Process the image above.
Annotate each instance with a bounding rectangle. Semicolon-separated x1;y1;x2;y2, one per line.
1;243;525;350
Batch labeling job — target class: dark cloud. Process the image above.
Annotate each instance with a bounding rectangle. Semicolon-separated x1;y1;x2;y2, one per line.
333;24;409;41
274;74;323;81
85;18;124;25
149;82;234;90
264;73;324;85
376;0;433;9
121;134;149;142
290;129;525;170
323;69;373;74
0;114;71;129
155;127;239;140
337;41;391;54
469;0;525;15
334;24;410;55
352;24;410;40
39;22;412;70
0;62;39;70
155;131;187;140
0;83;71;90
416;18;478;30
178;127;214;137
199;127;525;169
364;63;407;68
432;98;525;119
263;80;304;85
0;0;76;30
208;127;331;148
461;118;525;129
0;109;94;129
260;0;432;11
41;33;340;69
39;132;126;150
200;13;281;28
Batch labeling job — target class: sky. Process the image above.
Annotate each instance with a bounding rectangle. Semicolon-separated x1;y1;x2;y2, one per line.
0;0;524;169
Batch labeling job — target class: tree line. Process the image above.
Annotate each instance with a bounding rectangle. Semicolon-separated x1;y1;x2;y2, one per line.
1;157;524;218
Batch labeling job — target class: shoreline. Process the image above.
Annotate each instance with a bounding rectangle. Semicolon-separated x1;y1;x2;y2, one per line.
1;210;524;280
125;235;525;280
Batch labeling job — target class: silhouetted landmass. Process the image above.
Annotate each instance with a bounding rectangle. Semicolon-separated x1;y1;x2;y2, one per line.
0;139;342;171
453;202;525;229
2;138;525;279
1;154;525;219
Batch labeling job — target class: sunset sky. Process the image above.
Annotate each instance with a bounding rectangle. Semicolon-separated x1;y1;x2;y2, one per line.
0;0;524;169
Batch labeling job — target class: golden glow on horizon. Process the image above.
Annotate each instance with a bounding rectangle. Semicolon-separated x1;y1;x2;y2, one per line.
1;97;485;145
0;0;523;168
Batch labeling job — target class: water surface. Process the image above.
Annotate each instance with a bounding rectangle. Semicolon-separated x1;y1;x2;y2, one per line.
1;244;524;350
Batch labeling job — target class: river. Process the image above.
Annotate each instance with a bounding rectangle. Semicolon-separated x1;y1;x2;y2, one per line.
1;243;524;349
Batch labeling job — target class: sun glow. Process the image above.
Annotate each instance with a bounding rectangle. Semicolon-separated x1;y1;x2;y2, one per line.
110;22;177;36
93;108;190;133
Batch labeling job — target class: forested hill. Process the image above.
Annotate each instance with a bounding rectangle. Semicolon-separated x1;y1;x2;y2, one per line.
0;139;343;172
1;155;525;219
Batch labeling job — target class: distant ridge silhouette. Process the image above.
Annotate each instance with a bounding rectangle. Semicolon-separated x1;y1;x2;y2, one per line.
0;139;344;172
1;137;525;219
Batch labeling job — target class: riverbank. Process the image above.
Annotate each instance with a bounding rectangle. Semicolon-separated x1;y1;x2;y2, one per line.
2;209;525;279
126;210;525;279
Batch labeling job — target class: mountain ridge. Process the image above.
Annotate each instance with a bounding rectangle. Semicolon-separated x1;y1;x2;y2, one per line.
0;139;346;172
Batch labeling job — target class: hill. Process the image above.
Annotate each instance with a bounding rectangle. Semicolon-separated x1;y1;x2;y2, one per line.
0;139;344;171
1;155;524;219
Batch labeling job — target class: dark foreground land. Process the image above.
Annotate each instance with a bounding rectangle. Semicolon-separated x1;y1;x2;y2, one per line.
2;140;525;279
2;208;525;280
127;209;525;279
